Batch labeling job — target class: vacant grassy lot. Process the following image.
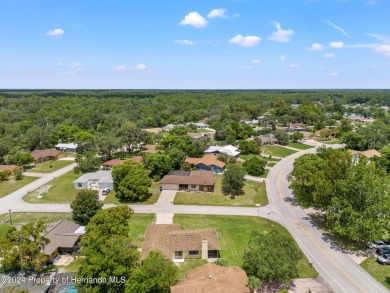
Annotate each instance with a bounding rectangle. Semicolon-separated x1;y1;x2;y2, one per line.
27;160;74;173
287;142;314;150
128;213;156;248
261;145;298;157
173;214;318;278
104;181;160;205
0;212;73;238
361;258;390;289
23;171;79;203
174;175;268;207
0;176;39;198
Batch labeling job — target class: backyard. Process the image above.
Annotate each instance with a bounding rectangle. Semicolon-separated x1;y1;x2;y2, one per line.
26;160;74;173
260;145;298;157
0;176;39;198
174;175;268;207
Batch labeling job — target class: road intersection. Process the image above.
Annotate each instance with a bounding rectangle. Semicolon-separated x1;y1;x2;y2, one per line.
0;146;388;292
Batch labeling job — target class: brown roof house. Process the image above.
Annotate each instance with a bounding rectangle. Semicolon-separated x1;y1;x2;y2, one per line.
142;224;220;263
185;154;225;174
171;263;250;293
141;144;158;154
0;165;23;176
349;149;381;164
15;220;85;262
102;156;143;170
31;149;65;164
160;170;215;192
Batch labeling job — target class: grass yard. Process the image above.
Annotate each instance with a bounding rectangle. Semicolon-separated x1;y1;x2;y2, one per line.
27;160;74;173
177;259;208;279
104;181;160;205
287;142;314;150
128;213;156;248
267;162;277;167
0;176;39;198
361;258;390;289
23;171;80;203
174;175;268;207
261;145;298;157
173;214;318;278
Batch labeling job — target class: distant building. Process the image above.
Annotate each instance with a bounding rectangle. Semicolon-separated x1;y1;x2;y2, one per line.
141;144;158;154
73;170;113;190
186;122;209;129
0;165;23;176
257;134;279;146
287;123;309;132
204;145;240;157
55;143;78;153
31;149;65;164
185;154;225;174
142;127;163;134
160;170;215;192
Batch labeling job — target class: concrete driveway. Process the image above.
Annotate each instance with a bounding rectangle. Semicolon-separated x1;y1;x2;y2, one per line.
157;190;177;204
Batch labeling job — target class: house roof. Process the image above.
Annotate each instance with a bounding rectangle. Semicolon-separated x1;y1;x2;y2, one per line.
160;170;215;186
31;149;63;160
259;136;278;143
185;155;225;169
0;165;21;172
142;128;163;133
55;143;78;149
73;170;113;184
204;145;239;157
103;159;125;166
349;149;382;158
141;144;157;154
142;224;220;259
170;263;249;293
187;132;205;139
131;156;143;163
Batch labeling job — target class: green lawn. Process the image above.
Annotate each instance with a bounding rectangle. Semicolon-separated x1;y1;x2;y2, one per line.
267;162;277;167
173;214;318;278
23;171;80;203
104;181;160;205
361;258;390;289
27;160;74;173
174;175;268;207
128;213;156;248
0;176;39;198
287;142;314;150
177;259;208;279
260;145;298;157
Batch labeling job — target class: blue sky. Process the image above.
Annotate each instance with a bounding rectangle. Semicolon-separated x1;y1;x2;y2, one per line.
0;0;389;89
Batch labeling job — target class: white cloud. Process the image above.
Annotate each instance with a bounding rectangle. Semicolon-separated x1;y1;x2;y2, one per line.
375;44;390;53
69;61;81;67
289;64;299;68
229;34;261;47
280;55;287;61
208;8;227;18
180;12;207;28
329;41;345;49
175;39;195;46
135;64;146;71
251;59;262;64
310;43;325;51
323;53;335;58
46;28;64;37
269;22;294;43
112;65;130;71
324;20;351;38
328;72;338;76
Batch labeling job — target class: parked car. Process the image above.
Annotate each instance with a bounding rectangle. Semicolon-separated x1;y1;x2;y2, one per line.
366;240;390;249
377;254;390;265
102;188;110;195
376;247;390;255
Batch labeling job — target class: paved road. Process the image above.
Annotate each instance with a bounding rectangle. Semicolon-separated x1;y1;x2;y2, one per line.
267;146;388;293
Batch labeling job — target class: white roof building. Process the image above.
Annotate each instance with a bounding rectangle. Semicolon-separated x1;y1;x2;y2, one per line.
204;145;240;157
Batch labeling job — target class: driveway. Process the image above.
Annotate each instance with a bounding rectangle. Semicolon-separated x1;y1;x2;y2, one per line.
157;190;177;204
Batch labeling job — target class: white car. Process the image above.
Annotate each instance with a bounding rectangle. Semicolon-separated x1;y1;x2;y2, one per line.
102;188;110;195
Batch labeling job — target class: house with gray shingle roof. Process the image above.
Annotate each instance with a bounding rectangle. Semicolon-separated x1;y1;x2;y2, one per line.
73;170;113;190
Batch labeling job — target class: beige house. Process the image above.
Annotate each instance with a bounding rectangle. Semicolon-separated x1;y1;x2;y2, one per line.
0;165;23;176
159;170;215;192
142;224;220;262
171;263;250;293
31;149;65;164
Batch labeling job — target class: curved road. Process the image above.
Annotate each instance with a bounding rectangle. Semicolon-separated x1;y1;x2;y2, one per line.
0;147;388;292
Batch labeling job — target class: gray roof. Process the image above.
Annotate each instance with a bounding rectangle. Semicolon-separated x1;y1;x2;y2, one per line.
73;170;112;184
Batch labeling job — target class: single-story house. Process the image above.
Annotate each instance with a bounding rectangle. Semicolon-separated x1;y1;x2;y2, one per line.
102;159;125;170
0;165;23;176
242;119;259;126
186;122;209;129
73;170;113;190
204;145;240;157
141;144;158;154
349;149;382;163
185;154;225;174
257;134;279;146
55;143;78;153
142;224;220;262
160;170;215;192
31;149;65;164
187;132;210;140
15;220;85;262
142;127;163;134
287;123;310;132
171;263;249;293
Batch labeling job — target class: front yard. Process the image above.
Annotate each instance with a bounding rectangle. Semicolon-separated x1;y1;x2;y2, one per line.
104;181;160;205
260;145;298;157
287;142;314;150
174;175;268;207
361;258;390;290
0;176;39;198
26;160;74;173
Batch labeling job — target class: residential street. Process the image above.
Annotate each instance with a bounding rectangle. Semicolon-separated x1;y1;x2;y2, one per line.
0;148;388;292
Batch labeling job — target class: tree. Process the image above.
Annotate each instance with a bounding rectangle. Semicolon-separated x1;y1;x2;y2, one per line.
0;170;9;182
112;160;152;202
274;130;289;145
247;276;262;293
117;123;151;151
73;152;101;174
243;156;266;176
78;206;139;293
14;170;23;180
222;164;245;197
242;230;302;285
71;189;103;225
144;154;173;180
239;140;261;155
125;250;178;293
291;132;304;142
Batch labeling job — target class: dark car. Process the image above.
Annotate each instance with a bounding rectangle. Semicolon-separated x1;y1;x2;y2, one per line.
377;247;390;255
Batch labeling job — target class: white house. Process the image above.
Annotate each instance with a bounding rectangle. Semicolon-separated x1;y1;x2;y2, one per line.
204;145;240;157
73;170;113;190
55;143;78;153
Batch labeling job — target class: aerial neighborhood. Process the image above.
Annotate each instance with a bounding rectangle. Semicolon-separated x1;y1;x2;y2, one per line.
0;90;390;293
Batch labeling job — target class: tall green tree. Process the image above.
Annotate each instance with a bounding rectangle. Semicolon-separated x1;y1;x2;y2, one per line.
222;164;246;197
71;189;103;225
243;156;266;176
144;154;173;180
